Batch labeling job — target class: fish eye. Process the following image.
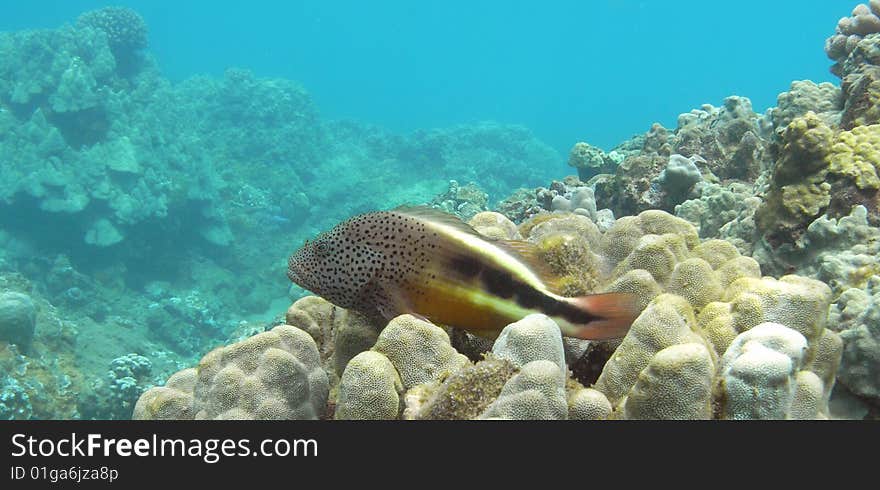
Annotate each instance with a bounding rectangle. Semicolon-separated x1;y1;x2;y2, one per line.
313;239;331;257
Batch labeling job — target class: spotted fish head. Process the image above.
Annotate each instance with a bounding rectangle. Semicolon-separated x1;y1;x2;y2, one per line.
286;218;384;310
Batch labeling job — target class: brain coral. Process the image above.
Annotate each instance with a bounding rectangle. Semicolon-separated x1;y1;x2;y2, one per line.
478;360;568;420
593;294;708;406
718;323;809;420
468;211;522;240
334;351;402;420
193;325;329;419
371;315;469;390
284;295;380;378
134;324;329;420
133;206;848;420
697;275;833;357
132;368;196;420
622;343;715;420
567;387;612;420
404;355;516;420
491;314;567;383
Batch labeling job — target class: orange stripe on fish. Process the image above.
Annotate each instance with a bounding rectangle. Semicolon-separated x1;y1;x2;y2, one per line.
286;206;638;340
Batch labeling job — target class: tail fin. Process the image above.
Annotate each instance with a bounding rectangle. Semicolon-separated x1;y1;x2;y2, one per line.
563;293;639;340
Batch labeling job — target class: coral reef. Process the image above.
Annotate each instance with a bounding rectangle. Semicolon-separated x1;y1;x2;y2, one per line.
771;81;842;131
753;205;880;292
371;315;469;390
334;351;403;420
595;96;770;217
10;4;880;420
755;113;880;246
0;291;36;350
80;353;156;420
429;180;489;221
135;324;328;420
828;277;880;401
826;2;880;75
826;3;880;129
136;207;850;420
76;7;148;62
132;368;196;420
402;122;562;201
568;142;621;180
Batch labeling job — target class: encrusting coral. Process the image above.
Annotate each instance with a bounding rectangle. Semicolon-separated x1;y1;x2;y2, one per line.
755;112;880;246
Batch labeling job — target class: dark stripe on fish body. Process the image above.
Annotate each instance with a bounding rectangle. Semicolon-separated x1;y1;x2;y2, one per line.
480;263;602;326
516;284;553;310
557;301;599;325
482;267;515;298
450;254;482;279
502;271;599;324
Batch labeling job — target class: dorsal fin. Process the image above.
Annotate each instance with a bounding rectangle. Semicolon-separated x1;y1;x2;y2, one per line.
392;205;483;237
394;205;564;294
495;239;564;295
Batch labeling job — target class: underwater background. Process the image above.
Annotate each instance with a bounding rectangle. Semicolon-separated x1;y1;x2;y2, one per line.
1;0;878;420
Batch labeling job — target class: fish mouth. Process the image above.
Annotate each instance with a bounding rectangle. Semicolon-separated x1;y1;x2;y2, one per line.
287;268;301;285
286;259;302;285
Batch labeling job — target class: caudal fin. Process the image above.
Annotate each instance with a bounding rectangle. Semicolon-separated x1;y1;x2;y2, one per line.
563;293;639;340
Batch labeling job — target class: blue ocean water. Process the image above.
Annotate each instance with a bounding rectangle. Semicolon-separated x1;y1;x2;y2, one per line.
2;0;852;151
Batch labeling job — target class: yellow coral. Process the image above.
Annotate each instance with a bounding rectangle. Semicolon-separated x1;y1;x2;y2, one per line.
828;124;880;190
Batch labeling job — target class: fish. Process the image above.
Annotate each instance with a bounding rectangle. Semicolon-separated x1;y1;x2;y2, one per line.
286;206;638;340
